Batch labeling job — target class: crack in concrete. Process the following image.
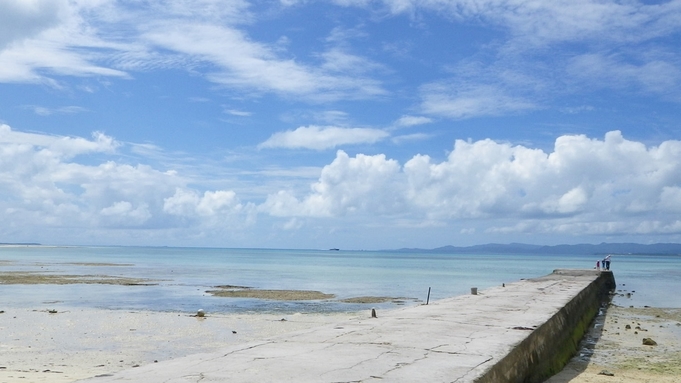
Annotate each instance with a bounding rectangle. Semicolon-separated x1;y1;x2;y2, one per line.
319;348;399;380
428;346;475;356
379;351;430;378
451;356;494;383
322;328;366;342
219;341;273;359
174;372;204;383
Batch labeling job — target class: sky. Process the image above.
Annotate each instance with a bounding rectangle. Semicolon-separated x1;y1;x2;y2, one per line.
1;0;681;250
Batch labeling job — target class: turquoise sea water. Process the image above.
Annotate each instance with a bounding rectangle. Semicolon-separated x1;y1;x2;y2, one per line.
1;246;679;313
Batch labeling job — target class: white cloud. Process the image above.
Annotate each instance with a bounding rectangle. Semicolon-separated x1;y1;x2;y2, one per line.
660;186;681;212
391;133;431;144
258;125;390;150
0;0;131;84
282;218;303;231
224;109;252;117
0;1;387;101
261;150;404;216
3;125;681;244
0;0;64;49
420;83;536;119
100;201;152;226
164;189;242;217
335;0;681;116
319;48;383;75
360;0;681;46
0;124;251;242
568;53;681;98
394;115;433;127
261;131;681;236
0;124;119;158
23;105;88;116
313;111;350;125
145;0;253;23
134;13;385;100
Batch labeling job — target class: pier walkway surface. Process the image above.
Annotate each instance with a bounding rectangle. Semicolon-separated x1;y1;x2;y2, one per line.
80;269;614;383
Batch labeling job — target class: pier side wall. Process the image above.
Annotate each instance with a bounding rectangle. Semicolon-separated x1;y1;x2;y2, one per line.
475;270;616;383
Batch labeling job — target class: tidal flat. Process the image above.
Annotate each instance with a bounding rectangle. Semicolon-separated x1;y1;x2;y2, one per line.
0;271;156;286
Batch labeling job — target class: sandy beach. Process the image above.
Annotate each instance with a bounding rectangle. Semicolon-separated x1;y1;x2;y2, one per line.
0;307;362;383
546;305;681;383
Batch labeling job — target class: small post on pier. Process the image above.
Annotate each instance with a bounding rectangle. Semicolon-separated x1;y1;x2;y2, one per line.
426;287;431;305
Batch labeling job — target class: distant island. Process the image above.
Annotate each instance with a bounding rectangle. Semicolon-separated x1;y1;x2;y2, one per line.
396;242;681;255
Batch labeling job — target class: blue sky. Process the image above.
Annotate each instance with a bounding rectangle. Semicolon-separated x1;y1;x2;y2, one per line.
1;0;681;249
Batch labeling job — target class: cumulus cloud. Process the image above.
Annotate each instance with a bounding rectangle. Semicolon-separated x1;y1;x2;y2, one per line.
261;131;681;236
261;150;404;216
0;124;250;240
258;125;389;150
3;125;681;244
100;201;152;226
164;189;242;217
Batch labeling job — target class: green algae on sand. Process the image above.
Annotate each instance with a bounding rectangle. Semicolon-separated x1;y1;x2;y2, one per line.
0;271;157;286
206;288;335;301
339;296;419;304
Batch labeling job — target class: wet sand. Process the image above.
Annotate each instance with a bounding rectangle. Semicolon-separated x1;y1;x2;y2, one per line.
545;305;681;383
0;272;155;286
206;287;336;300
1;269;413;303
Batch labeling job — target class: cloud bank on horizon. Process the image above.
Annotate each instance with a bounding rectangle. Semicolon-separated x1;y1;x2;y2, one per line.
1;0;680;249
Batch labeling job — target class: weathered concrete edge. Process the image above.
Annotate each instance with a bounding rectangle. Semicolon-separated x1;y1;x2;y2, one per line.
475;269;616;383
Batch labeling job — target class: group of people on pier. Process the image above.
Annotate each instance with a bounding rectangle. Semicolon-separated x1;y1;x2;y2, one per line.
596;254;612;271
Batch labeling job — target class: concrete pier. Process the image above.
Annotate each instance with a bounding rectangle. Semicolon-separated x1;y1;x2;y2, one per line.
80;269;615;383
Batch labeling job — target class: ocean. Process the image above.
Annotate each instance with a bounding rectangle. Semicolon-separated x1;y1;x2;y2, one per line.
1;246;679;314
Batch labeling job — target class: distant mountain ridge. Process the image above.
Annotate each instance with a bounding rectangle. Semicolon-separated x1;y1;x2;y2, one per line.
396;242;681;255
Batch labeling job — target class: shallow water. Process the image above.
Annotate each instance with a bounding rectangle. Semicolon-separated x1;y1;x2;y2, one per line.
1;246;679;313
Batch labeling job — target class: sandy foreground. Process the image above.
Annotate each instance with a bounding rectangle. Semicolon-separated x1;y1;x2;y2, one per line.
0;307;363;383
546;305;681;383
1;304;680;383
